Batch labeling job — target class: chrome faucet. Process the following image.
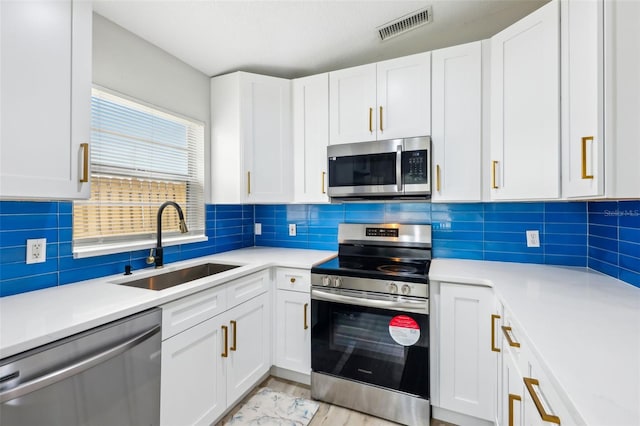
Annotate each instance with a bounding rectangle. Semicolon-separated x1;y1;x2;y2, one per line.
146;201;188;269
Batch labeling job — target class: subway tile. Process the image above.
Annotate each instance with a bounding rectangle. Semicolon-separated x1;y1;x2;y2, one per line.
59;202;73;214
544;223;587;235
0;214;58;231
58;252;130;271
215;218;243;229
588;223;618;239
619;269;640;288
59;262;129;285
431;203;483;212
0;229;59;248
544;255;586;267
483;232;530;243
484;241;541;253
588;201;619;213
589;235;618;253
544;212;587;223
484;212;543;223
544;233;587;246
484;222;538;233
588;257;620;279
484;202;544;212
383;210;431;224
620;227;640;243
484;252;544;264
432;230;483;241
545;244;586;256
619;253;640;273
308;241;339;251
0;273;58;297
432;248;483;260
0;246;26;264
544;202;586;213
344;210;385;223
434;240;483;251
588;246;618;266
588;212;618;226
0;201;58;215
431;211;483;223
0;259;59;281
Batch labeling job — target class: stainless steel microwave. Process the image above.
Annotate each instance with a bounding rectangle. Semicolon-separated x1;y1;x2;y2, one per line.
327;136;431;200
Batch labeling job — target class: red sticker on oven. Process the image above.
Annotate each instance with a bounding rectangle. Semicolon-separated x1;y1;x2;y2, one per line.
389;315;420;346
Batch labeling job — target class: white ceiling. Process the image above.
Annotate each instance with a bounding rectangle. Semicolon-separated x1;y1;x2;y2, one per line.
93;0;550;79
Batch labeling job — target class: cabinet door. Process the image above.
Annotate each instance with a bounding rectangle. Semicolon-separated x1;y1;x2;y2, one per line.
225;292;271;403
275;290;311;374
561;0;604;198
439;283;495;421
490;1;560;200
160;316;226;426
240;73;292;203
502;349;524;426
293;74;330;203
431;42;482;202
376;51;431;140
329;63;377;144
0;0;91;199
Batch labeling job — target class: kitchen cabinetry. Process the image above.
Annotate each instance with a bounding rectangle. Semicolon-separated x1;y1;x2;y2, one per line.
434;282;496;423
210;72;292;204
274;268;311;377
292;74;329;203
431;41;482;202
561;0;604;198
0;0;91;199
603;0;640;198
489;1;560;200
329;52;431;144
160;270;271;426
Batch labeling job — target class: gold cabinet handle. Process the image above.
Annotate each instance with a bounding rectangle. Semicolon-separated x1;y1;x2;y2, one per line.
303;303;309;330
230;320;237;351
502;325;521;348
491;160;499;189
436;164;441;192
581;136;594;179
523;377;561;424
321;171;326;194
221;325;228;358
247;171;251;194
491;314;501;352
379;106;383;132
80;143;89;183
508;394;522;426
290;277;296;283
368;108;373;133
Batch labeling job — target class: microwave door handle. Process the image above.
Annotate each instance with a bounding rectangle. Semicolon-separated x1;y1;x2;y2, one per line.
396;145;403;193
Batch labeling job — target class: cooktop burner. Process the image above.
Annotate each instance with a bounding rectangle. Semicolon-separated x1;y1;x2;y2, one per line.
377;264;418;274
339;261;363;270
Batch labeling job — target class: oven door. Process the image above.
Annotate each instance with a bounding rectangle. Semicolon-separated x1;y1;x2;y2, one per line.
327;139;402;198
311;288;429;399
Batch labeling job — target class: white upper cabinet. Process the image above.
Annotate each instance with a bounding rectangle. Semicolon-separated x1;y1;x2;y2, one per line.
431;41;483;202
292;73;330;203
604;0;640;198
561;0;605;198
489;1;560;200
0;0;92;200
329;52;431;144
210;72;292;204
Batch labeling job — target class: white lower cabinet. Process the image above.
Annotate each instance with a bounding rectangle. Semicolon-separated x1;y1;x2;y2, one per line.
160;270;271;426
274;268;311;376
436;282;496;423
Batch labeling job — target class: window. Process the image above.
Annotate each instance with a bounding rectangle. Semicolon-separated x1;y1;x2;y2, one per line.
73;88;205;257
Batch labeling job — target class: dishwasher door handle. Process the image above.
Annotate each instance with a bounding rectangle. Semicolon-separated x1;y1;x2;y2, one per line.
0;324;160;403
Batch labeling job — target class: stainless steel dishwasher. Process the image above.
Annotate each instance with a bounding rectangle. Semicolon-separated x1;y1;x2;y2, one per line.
0;308;161;426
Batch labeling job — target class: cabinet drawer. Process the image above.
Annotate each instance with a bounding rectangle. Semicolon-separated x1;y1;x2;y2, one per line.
276;268;310;292
226;269;270;309
162;286;228;340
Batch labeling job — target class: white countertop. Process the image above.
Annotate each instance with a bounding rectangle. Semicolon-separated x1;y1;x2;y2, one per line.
430;258;640;426
0;247;335;359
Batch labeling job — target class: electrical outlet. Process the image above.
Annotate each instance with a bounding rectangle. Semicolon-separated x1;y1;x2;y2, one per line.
526;230;540;248
26;238;47;264
289;224;297;237
254;223;262;235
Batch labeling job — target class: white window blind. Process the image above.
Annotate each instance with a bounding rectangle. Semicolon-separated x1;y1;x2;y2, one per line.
73;88;205;256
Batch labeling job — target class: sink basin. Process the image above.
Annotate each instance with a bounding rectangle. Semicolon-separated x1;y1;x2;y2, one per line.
118;263;241;291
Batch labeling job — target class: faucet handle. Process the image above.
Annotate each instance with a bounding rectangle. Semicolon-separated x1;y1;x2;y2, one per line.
146;249;155;265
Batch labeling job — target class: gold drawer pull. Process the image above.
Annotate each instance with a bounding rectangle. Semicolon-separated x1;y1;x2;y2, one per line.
247;171;251;194
221;325;228;358
368;108;373;133
491;160;499;189
581;136;594;179
523;377;561;424
80;143;89;183
436;164;441;192
379;106;383;132
491;314;501;352
502;325;520;348
321;171;326;194
303;303;309;330
230;320;237;351
508;393;522;426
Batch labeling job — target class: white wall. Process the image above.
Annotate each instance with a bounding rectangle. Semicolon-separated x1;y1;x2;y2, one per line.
92;13;212;201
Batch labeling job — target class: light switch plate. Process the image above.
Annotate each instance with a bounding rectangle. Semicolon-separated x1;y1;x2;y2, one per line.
526;230;540;248
254;223;262;235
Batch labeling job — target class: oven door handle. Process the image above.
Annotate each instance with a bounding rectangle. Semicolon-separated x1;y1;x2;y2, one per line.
311;289;428;315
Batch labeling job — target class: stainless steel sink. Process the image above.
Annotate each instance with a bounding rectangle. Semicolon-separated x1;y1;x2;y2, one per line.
118;263;241;291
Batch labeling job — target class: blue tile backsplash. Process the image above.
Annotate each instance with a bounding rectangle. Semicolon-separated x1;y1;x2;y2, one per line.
1;200;639;296
0;202;253;297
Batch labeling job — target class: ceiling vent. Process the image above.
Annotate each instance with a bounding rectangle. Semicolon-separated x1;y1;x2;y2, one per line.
377;6;433;41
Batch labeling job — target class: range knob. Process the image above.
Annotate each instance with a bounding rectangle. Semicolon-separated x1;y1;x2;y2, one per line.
401;284;411;295
389;283;398;294
321;276;331;287
333;277;342;288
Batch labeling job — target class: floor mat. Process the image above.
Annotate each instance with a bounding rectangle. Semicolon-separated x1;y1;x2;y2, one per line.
224;387;319;426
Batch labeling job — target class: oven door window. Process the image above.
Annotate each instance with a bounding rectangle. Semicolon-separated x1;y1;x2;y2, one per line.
311;299;429;399
328;152;397;187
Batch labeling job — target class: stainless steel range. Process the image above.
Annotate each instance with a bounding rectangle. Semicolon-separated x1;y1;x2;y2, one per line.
310;223;431;426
